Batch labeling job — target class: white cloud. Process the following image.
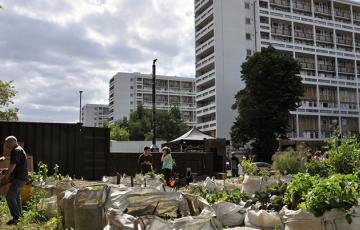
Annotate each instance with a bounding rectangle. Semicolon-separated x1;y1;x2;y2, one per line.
0;0;195;122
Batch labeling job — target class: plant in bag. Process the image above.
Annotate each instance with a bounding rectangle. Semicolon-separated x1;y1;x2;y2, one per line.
305;174;360;220
305;160;329;177
52;164;64;180
283;173;318;210
272;150;307;175
242;160;256;175
325;133;360;175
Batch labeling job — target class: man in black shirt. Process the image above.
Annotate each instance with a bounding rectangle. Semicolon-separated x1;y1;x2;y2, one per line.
2;136;28;225
138;146;153;174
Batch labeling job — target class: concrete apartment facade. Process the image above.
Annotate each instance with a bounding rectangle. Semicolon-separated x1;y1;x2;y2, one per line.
81;104;110;127
194;0;360;140
109;72;196;126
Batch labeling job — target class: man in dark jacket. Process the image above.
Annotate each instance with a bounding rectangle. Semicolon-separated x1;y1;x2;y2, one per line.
138;146;153;174
2;136;28;225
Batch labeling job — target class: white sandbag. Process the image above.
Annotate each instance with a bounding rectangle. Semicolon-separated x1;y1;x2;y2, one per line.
223;228;260;230
323;206;360;230
245;209;283;230
280;207;322;230
172;215;217;230
134;215;172;230
181;193;213;217
62;188;78;229
203;177;223;191
37;196;59;218
241;175;276;196
109;188;190;218
212;201;245;227
106;208;137;230
74;185;110;230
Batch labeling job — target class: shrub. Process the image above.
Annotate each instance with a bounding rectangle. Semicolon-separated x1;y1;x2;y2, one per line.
241;160;257;175
325;134;360;174
188;186;246;204
305;174;360;219
283;173;318;210
305;160;329;177
272;150;307;175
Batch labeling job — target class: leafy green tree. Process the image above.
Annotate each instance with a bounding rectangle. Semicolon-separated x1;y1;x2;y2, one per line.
110;126;130;141
0;80;19;121
231;46;303;162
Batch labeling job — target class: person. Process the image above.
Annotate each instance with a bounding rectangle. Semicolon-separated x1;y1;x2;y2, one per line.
231;154;239;177
138;146;153;174
238;156;245;176
2;136;28;225
161;146;173;187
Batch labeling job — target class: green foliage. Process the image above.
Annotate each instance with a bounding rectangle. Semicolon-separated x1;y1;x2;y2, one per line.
231;46;303;162
189;186;246;204
109;104;190;141
19;187;47;225
283;173;318;210
305;174;360;217
325;133;360;174
0;80;19;121
305;160;329;177
253;183;287;211
28;162;64;183
272;150;307;175
241;160;257;175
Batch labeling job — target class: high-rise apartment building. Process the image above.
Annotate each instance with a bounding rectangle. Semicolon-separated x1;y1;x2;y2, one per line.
81;104;109;127
194;0;360;140
109;72;196;126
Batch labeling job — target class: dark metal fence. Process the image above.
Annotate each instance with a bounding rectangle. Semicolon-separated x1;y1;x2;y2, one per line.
0;121;109;180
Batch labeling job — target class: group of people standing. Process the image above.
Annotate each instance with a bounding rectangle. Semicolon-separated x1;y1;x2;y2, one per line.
138;146;173;186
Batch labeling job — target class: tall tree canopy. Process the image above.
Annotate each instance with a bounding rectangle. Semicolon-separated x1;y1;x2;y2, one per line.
106;104;190;142
231;46;304;162
0;80;19;121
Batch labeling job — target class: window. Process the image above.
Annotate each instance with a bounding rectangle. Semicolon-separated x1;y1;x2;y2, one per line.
245;2;250;9
130;101;133;105
130;86;134;89
246;33;251;40
246;49;252;56
246;18;251;24
130;78;134;82
130;93;133;97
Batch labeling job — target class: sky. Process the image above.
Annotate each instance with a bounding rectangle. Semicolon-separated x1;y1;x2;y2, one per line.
0;0;195;123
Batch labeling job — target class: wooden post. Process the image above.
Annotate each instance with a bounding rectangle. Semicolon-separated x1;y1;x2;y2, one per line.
131;176;134;187
116;172;121;184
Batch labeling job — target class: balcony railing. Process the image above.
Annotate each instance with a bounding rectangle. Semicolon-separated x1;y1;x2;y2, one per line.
318;64;335;71
316;34;333;42
294;31;313;39
334;9;351;19
314;6;331;15
299;62;315;69
293;3;311;11
270;0;290;6
355;40;360;47
271;28;291;36
354;12;360;21
338;66;355;73
336;38;353;46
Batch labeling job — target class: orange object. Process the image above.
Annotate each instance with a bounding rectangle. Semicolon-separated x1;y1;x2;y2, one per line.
21;184;32;204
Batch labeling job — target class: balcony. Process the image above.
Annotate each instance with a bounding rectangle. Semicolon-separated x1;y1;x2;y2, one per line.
355;40;360;47
197;120;216;131
318;64;335;72
293;2;311;12
316;34;333;43
195;22;214;40
196;70;215;86
336;38;353;46
338;66;355;74
270;0;290;7
195;6;213;27
196;37;215;56
195;0;212;15
294;31;313;40
354;12;360;21
196;103;216;117
196;85;216;102
271;28;291;37
299;62;315;70
196;53;215;71
314;6;331;15
334;9;351;19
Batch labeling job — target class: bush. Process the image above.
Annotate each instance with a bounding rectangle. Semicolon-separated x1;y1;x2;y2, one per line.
305;174;360;218
305;160;329;177
188;186;246;204
272;150;307;175
283;173;318;210
241;160;257;175
325;134;360;174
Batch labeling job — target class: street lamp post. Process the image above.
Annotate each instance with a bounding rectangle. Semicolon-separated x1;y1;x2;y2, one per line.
151;59;159;152
79;90;83;123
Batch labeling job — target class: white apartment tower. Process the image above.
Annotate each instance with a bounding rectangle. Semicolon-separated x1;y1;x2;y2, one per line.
109;72;196;126
81;104;109;127
194;0;360;140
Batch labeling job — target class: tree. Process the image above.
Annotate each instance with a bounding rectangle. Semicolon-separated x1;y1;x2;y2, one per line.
231;46;304;162
110;126;130;141
0;80;19;121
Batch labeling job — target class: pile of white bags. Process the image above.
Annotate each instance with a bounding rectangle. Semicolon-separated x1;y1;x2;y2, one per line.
37;196;59;218
241;175;277;196
212;202;246;227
